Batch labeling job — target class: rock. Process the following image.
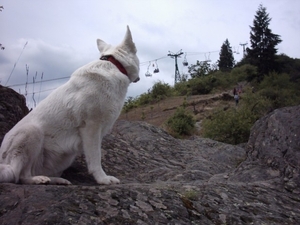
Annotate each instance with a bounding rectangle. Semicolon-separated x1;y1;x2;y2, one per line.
0;86;300;224
229;105;300;192
0;85;29;144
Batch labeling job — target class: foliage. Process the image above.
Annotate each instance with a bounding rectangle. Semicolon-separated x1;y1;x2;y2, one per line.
122;81;172;112
202;107;255;144
173;81;190;96
151;80;172;100
187;76;216;95
246;4;282;80
218;39;235;71
275;54;300;82
188;60;212;78
230;64;257;83
257;72;300;109
202;72;300;145
173;64;257;96
166;107;195;138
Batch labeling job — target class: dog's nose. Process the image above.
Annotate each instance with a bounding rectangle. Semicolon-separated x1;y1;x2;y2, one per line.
133;77;140;83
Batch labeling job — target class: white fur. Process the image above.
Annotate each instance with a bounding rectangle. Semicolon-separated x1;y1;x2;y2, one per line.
0;26;139;185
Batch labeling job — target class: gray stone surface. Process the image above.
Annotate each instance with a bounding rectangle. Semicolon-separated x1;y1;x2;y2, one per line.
0;87;300;224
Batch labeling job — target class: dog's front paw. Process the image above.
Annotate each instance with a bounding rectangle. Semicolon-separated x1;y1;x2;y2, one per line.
96;175;120;185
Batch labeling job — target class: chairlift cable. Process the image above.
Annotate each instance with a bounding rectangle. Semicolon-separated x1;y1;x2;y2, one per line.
5;41;28;85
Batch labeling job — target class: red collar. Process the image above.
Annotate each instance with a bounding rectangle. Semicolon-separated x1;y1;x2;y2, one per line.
100;55;128;76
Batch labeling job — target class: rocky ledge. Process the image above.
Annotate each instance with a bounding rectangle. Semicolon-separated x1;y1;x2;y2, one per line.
0;85;299;224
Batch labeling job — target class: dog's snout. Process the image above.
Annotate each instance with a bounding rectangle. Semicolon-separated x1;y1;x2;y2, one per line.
133;77;140;83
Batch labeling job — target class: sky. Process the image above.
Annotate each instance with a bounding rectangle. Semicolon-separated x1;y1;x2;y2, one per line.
0;0;299;108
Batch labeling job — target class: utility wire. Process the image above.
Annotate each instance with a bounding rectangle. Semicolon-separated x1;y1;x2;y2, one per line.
7;76;70;88
6;49;222;93
5;41;28;85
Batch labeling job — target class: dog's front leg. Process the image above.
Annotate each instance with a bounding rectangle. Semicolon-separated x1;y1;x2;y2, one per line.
80;124;120;185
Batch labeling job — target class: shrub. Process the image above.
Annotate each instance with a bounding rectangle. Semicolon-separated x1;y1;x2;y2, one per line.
258;72;300;109
202;107;256;144
188;76;214;95
151;81;172;100
202;90;272;144
174;81;190;96
166;107;195;138
230;64;257;82
136;92;152;105
122;96;137;113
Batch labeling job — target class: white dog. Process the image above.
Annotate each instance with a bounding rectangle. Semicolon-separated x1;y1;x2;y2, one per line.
0;26;140;185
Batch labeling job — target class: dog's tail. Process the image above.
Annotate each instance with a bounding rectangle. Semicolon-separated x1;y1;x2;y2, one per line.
0;164;16;183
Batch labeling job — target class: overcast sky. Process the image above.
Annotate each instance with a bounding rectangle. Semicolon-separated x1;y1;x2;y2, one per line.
0;0;299;108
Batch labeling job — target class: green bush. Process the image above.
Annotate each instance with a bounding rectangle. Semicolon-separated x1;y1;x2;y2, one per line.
174;81;190;96
166;107;195;138
230;64;257;82
202;90;272;144
122;96;137;113
202;107;256;144
188;76;214;95
258;72;300;109
137;92;152;105
151;81;172;100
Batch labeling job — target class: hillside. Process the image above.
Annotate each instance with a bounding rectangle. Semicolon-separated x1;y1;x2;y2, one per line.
119;91;235;132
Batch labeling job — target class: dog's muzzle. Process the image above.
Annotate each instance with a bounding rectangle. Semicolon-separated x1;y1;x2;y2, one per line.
133;77;140;83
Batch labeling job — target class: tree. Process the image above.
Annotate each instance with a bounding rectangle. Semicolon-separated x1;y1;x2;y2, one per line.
217;39;235;71
246;4;282;81
188;60;211;78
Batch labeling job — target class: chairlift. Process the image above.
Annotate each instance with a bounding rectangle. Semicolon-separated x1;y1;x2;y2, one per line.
182;53;188;66
204;52;211;62
145;62;152;77
153;60;159;73
233;46;240;54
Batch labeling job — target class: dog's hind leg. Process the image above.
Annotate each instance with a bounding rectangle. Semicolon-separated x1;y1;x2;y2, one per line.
0;164;16;183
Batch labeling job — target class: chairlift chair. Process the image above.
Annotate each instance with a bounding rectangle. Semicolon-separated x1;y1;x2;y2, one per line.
145;61;152;77
153;60;160;73
145;71;152;77
204;52;211;62
182;53;188;66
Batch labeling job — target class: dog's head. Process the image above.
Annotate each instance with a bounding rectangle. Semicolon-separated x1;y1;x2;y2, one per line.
97;26;140;83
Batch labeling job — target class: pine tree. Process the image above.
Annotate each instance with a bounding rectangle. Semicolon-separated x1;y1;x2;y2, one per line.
218;39;235;71
246;4;282;80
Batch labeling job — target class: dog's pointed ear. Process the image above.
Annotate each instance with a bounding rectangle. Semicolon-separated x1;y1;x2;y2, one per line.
121;25;137;53
97;39;108;53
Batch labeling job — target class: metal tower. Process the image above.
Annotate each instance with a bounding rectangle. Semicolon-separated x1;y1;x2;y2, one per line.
240;42;248;58
168;50;183;84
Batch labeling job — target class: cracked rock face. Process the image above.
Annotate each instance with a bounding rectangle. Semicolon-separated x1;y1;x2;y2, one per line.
0;87;300;224
0;85;29;144
229;105;300;192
